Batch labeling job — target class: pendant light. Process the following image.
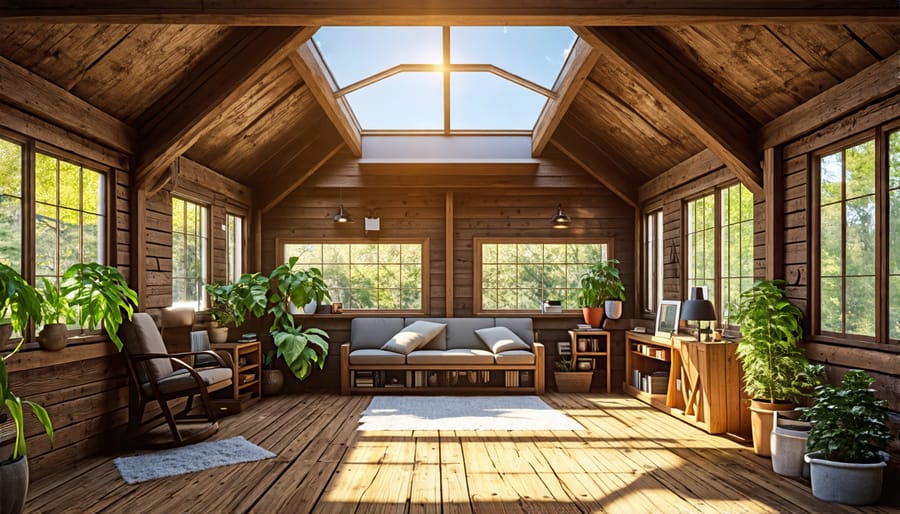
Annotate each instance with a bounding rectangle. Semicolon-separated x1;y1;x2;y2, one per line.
333;188;353;223
551;204;571;229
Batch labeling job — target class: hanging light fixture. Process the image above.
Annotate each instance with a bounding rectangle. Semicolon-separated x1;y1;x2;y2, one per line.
333;188;353;223
551;204;571;229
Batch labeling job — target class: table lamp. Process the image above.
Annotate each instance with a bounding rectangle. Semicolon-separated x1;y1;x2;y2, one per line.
681;286;717;341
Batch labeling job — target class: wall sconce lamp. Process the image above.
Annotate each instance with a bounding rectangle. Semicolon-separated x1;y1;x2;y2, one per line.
333;205;353;223
551;204;571;229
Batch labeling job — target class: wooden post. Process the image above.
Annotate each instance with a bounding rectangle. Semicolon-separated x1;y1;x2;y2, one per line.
445;191;454;317
763;146;784;280
131;186;147;309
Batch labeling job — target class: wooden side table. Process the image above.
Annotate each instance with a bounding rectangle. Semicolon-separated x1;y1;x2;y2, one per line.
211;341;261;413
567;330;611;392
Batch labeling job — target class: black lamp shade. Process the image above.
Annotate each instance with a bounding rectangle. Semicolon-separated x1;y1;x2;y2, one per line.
681;286;717;321
551;204;570;229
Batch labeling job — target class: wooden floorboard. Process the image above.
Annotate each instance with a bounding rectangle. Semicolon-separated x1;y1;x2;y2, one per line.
25;392;899;514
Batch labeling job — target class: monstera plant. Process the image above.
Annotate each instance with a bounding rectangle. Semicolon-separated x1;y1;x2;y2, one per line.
61;263;138;351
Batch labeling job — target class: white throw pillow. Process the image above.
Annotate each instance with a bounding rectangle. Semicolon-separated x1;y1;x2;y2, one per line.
475;326;531;354
381;321;447;355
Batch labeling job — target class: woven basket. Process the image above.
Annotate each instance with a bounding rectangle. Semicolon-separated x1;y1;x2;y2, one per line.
554;371;593;393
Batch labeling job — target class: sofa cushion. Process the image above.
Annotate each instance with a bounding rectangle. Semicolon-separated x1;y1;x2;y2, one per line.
351;318;405;350
406;349;495;365
348;349;407;365
381;321;446;355
404;318;449;350
445;318;495;350
475;326;531;353
494;318;535;345
494;350;535;365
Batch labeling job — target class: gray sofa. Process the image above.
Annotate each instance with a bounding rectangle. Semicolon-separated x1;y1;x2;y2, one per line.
340;317;544;394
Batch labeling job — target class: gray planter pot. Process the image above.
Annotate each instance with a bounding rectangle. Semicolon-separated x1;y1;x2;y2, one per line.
770;410;811;478
38;323;68;351
805;451;888;505
0;455;29;514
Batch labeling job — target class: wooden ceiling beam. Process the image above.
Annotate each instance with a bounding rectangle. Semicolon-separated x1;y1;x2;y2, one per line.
289;41;362;157
0;56;135;154
532;38;599;157
3;2;898;25
577;26;763;195
638;149;724;203
134;26;317;191
550;117;639;207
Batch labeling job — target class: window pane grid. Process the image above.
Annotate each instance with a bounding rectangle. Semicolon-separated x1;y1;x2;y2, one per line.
225;214;243;283
171;197;208;311
643;210;663;313
687;195;716;307
889;131;900;341
720;184;754;325
284;242;423;311
0;138;23;272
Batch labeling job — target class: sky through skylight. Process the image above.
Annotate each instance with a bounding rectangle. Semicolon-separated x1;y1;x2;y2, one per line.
313;26;577;132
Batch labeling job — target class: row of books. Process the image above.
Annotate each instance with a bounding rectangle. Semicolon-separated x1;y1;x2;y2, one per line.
352;370;534;388
575;337;605;352
630;370;669;394
634;344;669;360
504;370;534;388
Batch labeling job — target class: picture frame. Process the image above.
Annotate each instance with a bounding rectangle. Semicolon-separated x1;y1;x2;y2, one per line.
331;302;343;314
557;341;571;355
655;300;681;338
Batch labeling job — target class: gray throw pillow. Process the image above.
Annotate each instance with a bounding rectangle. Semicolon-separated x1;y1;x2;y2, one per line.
381;321;447;355
475;326;531;354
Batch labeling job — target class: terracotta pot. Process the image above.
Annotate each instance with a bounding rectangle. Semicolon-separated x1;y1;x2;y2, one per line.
0;323;11;348
749;399;796;457
262;369;284;396
581;307;605;328
37;323;68;351
554;371;593;393
0;455;28;514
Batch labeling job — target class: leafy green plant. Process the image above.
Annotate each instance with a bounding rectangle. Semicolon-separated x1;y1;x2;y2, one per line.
271;323;329;380
262;349;277;370
61;263;138;351
554;358;572;372
1;342;53;461
800;370;893;463
731;279;817;403
0;263;42;331
578;259;625;307
38;278;74;325
205;272;270;327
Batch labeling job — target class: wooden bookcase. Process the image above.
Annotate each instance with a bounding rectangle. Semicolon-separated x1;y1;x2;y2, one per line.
567;330;611;393
211;341;262;412
624;331;750;436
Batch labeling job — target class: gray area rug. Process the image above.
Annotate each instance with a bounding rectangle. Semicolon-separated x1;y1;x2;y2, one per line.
114;436;275;484
358;395;583;431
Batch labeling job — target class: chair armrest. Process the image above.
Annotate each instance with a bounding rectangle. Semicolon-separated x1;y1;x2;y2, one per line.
130;350;228;368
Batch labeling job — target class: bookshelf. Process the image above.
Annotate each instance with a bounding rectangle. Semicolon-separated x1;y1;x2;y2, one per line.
210;341;261;413
348;368;537;394
567;330;611;393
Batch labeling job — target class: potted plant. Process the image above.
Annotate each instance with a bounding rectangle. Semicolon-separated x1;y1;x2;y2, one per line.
60;263;138;351
36;278;75;351
731;279;818;457
769;364;825;478
800;370;893;505
553;358;592;393
0;341;54;514
267;257;331;380
578;259;625;328
205;272;269;344
0;264;42;347
261;349;284;396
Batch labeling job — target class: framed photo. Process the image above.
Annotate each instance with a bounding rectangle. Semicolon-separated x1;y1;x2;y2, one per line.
655;300;681;338
557;341;571;355
331;302;343;314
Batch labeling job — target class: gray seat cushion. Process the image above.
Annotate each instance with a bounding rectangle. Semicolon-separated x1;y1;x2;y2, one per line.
381;320;446;355
148;367;233;395
351;318;405;350
406;349;495;365
349;349;407;365
475;326;531;353
494;350;536;365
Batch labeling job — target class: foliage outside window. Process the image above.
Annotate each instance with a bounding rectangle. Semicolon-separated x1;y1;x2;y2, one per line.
890;130;900;341
818;139;877;339
477;240;609;311
643;210;663;313
720;184;755;325
172;197;208;311
283;242;424;311
0;138;22;272
686;194;716;307
226;214;243;283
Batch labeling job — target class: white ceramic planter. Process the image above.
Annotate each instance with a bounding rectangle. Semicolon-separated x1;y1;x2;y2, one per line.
604;300;623;320
805;451;888;505
770;410;811;478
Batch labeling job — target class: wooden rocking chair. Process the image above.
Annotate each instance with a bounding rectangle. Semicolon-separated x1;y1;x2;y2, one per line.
118;313;234;448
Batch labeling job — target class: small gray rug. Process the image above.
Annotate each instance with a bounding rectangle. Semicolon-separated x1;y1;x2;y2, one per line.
359;395;583;431
114;436;275;484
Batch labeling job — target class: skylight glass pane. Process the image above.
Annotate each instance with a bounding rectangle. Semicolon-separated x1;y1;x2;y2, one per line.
313;27;442;88
450;27;576;89
451;73;546;130
347;72;443;130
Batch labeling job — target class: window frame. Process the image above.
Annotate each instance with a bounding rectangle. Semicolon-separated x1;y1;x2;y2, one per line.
642;208;664;317
171;195;210;311
473;236;615;315
276;238;431;314
225;212;245;284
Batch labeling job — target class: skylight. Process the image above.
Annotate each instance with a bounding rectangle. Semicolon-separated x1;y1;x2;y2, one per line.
312;26;577;133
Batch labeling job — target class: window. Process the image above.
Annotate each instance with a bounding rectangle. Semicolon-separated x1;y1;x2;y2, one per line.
171;197;208;310
685;183;754;323
34;152;107;287
643;210;663;313
817;138;877;340
476;239;610;312
282;241;426;311
225;214;243;283
0;137;22;271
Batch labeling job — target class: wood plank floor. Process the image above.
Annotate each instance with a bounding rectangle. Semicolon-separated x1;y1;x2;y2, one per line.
25;392;899;513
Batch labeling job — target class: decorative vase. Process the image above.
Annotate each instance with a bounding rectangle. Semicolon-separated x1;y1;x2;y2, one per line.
303;299;317;314
0;455;28;514
554;371;592;393
604;300;623;320
208;325;229;344
749;399;796;457
262;369;284;396
805;451;888;505
581;307;604;328
37;323;68;351
770;410;812;478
